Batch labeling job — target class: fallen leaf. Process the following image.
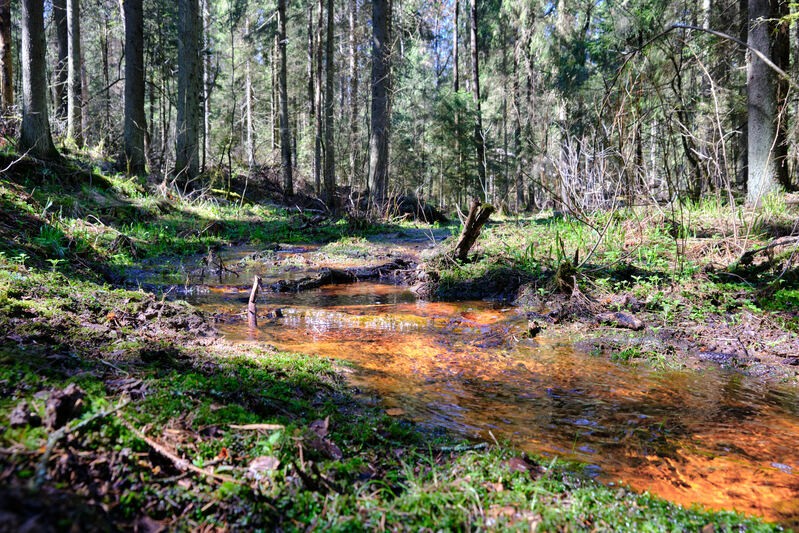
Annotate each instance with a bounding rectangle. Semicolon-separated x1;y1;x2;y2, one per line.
248;456;281;479
386;408;405;416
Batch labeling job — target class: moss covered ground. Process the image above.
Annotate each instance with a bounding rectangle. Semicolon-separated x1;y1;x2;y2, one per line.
0;151;788;530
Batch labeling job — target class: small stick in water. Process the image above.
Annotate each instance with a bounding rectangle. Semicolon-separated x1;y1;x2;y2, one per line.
248;275;261;329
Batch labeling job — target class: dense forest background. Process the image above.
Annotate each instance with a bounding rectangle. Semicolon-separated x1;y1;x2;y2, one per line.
0;0;797;214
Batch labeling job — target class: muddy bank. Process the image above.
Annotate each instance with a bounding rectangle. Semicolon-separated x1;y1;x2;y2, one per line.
416;263;799;384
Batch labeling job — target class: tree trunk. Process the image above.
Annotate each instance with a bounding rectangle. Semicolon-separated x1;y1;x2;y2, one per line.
746;0;781;205
67;0;83;146
277;0;293;195
323;0;336;206
0;0;12;112
202;0;211;172
245;19;255;171
453;0;461;205
307;2;315;119
368;0;391;205
512;30;524;211
101;16;110;141
772;0;791;190
176;0;202;184
19;0;59;160
314;0;324;195
348;0;359;188
52;0;67;119
124;0;147;175
470;0;487;201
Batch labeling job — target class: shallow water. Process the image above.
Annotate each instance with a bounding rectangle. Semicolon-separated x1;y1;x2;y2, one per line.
165;248;799;526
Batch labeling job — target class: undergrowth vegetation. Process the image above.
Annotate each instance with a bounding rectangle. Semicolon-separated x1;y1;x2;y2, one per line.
0;155;793;529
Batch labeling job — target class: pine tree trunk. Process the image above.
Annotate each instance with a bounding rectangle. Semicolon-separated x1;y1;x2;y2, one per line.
123;0;147;175
67;0;83;146
19;0;59;160
772;0;791;190
176;0;201;184
368;0;391;205
314;0;324;195
245;19;255;171
348;0;359;188
323;0;336;206
202;0;211;172
0;0;13;112
746;0;781;205
245;56;254;170
52;0;67;119
307;3;315;119
470;0;487;201
277;0;293;195
512;31;524;211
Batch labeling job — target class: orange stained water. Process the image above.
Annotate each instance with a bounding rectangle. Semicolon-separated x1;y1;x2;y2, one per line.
187;280;799;527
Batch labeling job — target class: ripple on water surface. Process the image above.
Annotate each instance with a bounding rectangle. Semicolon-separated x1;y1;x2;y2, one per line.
184;278;799;526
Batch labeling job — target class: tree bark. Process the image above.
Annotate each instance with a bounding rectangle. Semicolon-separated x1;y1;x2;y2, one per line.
67;0;83;146
176;0;202;184
512;28;524;211
124;0;147;175
52;0;68;119
746;0;781;205
348;0;359;188
245;18;255;171
19;0;59;160
470;0;487;201
314;0;324;195
771;0;791;190
202;0;211;172
0;0;12;112
368;0;391;205
323;0;336;206
277;0;293;195
454;198;494;262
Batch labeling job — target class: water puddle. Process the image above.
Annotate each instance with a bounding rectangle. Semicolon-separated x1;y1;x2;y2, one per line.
148;248;798;526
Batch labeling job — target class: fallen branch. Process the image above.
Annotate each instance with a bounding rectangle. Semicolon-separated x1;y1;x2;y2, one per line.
438;442;489;453
118;416;244;486
737;236;799;266
229;423;284;431
34;399;130;490
269;259;412;292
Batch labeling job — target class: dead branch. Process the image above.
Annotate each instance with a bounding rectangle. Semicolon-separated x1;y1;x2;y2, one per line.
737;236;799;266
454;198;495;262
117;416;244;486
248;275;261;329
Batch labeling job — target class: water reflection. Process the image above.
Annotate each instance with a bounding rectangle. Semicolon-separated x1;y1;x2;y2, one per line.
184;280;798;526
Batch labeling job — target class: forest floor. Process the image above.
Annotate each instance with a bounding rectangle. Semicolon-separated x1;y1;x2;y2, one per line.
0;152;794;530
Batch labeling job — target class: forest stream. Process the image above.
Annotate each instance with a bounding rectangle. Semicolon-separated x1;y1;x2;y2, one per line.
137;242;799;527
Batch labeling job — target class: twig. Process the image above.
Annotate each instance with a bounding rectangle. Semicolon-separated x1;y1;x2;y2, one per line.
33;399;131;490
229;423;284;431
117;415;244;486
438;442;488;453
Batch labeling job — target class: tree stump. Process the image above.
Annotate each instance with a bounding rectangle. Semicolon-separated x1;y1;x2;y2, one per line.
454;198;494;262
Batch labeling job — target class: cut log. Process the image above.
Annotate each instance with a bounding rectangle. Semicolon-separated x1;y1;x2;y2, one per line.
454;198;494;262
